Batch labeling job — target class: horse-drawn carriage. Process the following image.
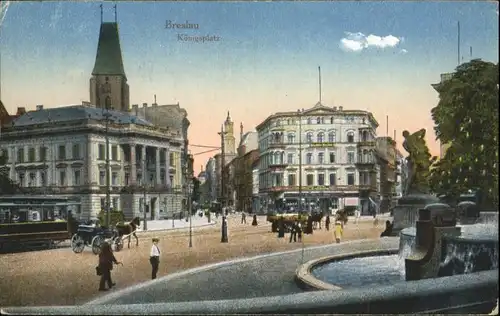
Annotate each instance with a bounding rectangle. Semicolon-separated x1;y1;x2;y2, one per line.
70;219;123;255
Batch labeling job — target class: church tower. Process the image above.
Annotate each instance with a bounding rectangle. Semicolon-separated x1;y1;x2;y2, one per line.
89;8;129;112
224;111;236;155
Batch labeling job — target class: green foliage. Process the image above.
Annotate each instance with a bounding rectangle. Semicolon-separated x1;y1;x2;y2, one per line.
430;59;499;207
97;209;125;227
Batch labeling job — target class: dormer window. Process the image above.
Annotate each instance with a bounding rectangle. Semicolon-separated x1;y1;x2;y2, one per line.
316;117;321;124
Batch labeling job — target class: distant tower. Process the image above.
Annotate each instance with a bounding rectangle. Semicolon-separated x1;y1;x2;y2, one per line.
224;111;236;154
89;6;130;112
240;122;244;142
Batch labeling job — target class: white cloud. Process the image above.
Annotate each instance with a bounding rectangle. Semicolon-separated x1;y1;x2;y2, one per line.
399;49;408;54
339;32;402;52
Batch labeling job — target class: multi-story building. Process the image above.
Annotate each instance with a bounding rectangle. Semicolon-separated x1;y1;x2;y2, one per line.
0;18;188;220
256;102;379;214
394;148;405;198
233;128;259;213
204;157;217;203
375;136;398;213
252;159;260;213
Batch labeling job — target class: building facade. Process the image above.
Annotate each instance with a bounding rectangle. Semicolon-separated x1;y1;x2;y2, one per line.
233;130;259;213
204;157;217;203
0;18;188;220
0;104;184;220
256;102;379;214
375;136;398;213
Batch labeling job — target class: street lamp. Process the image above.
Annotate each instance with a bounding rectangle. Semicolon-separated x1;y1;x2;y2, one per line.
188;180;194;248
297;109;304;215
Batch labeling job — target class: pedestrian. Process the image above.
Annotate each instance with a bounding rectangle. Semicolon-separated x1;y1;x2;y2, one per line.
289;221;298;243
325;215;331;231
241;211;247;224
150;237;161;279
334;220;343;243
297;220;303;242
98;241;121;291
354;209;360;224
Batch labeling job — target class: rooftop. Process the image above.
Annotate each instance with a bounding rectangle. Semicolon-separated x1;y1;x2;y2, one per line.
92;22;127;78
10;105;153;127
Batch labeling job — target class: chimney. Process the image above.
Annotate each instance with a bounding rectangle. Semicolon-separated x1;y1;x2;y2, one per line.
153;94;158;107
240;122;244;142
338;106;343;111
16;107;26;115
333;106;337;111
36;104;44;111
142;103;148;108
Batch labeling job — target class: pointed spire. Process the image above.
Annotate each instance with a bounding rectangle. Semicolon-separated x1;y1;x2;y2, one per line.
226;111;232;122
92;20;127;79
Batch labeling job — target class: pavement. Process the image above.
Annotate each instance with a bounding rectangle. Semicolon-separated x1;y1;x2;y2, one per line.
136;215;216;233
87;237;399;305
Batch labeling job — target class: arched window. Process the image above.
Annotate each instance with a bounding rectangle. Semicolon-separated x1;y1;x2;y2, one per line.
306;132;313;143
273;152;281;164
363;149;369;163
306;153;313;164
330;117;334;124
328;131;336;143
287;133;295;144
316;117;321;124
347;149;355;164
105;96;112;109
362;131;369;142
347;131;355;143
317;132;324;143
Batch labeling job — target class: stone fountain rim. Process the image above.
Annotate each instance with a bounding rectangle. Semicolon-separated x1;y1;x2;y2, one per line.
400;227;499;243
295;248;399;291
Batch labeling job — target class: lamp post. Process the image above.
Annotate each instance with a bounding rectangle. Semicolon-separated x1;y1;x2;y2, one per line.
297;109;305;265
218;125;228;211
103;107;112;228
188;180;193;248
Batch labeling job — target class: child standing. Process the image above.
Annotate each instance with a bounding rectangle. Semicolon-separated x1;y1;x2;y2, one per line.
334;220;343;243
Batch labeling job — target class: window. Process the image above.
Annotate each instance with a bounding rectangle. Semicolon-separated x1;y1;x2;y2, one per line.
330;117;334;124
347;151;355;164
317;132;324;143
139;198;144;212
287;153;294;164
59;170;66;186
306;174;314;186
112;172;118;186
347;172;355;186
316;117;321;124
112;198;119;210
318;173;325;186
137;174;143;185
329;152;336;163
58;145;66;160
40;171;46;186
125;173;130;185
276;119;281;126
73;170;81;186
100;198;106;211
329;173;337;186
288;174;296;186
99;171;106;185
18;172;25;186
306;153;313;164
287;133;295;144
306;132;313;143
72;144;80;160
318;152;324;164
98;144;105;160
111;145;118;161
306;118;312;124
28;172;36;186
169;153;175;167
347;131;355;143
28;148;35;162
328;132;336;143
1;149;8;162
40;147;47;162
331;197;339;209
17;148;24;163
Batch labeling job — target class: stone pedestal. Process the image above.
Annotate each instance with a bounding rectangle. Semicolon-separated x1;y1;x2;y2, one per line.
390;193;439;237
405;204;461;281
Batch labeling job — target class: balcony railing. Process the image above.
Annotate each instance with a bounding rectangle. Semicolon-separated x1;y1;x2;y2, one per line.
264;185;369;192
268;141;287;149
356;158;376;165
358;140;376;147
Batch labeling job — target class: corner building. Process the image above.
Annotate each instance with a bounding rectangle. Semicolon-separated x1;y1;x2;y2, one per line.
256;102;379;214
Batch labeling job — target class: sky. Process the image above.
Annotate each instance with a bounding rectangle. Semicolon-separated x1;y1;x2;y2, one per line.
1;1;498;174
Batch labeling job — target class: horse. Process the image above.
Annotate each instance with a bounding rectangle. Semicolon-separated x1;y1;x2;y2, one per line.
310;211;324;230
116;217;141;248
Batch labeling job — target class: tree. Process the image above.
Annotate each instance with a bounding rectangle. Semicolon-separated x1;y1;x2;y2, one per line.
430;59;499;207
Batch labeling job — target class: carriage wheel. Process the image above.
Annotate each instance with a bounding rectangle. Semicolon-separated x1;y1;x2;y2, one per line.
91;235;105;255
71;234;85;253
113;236;123;252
